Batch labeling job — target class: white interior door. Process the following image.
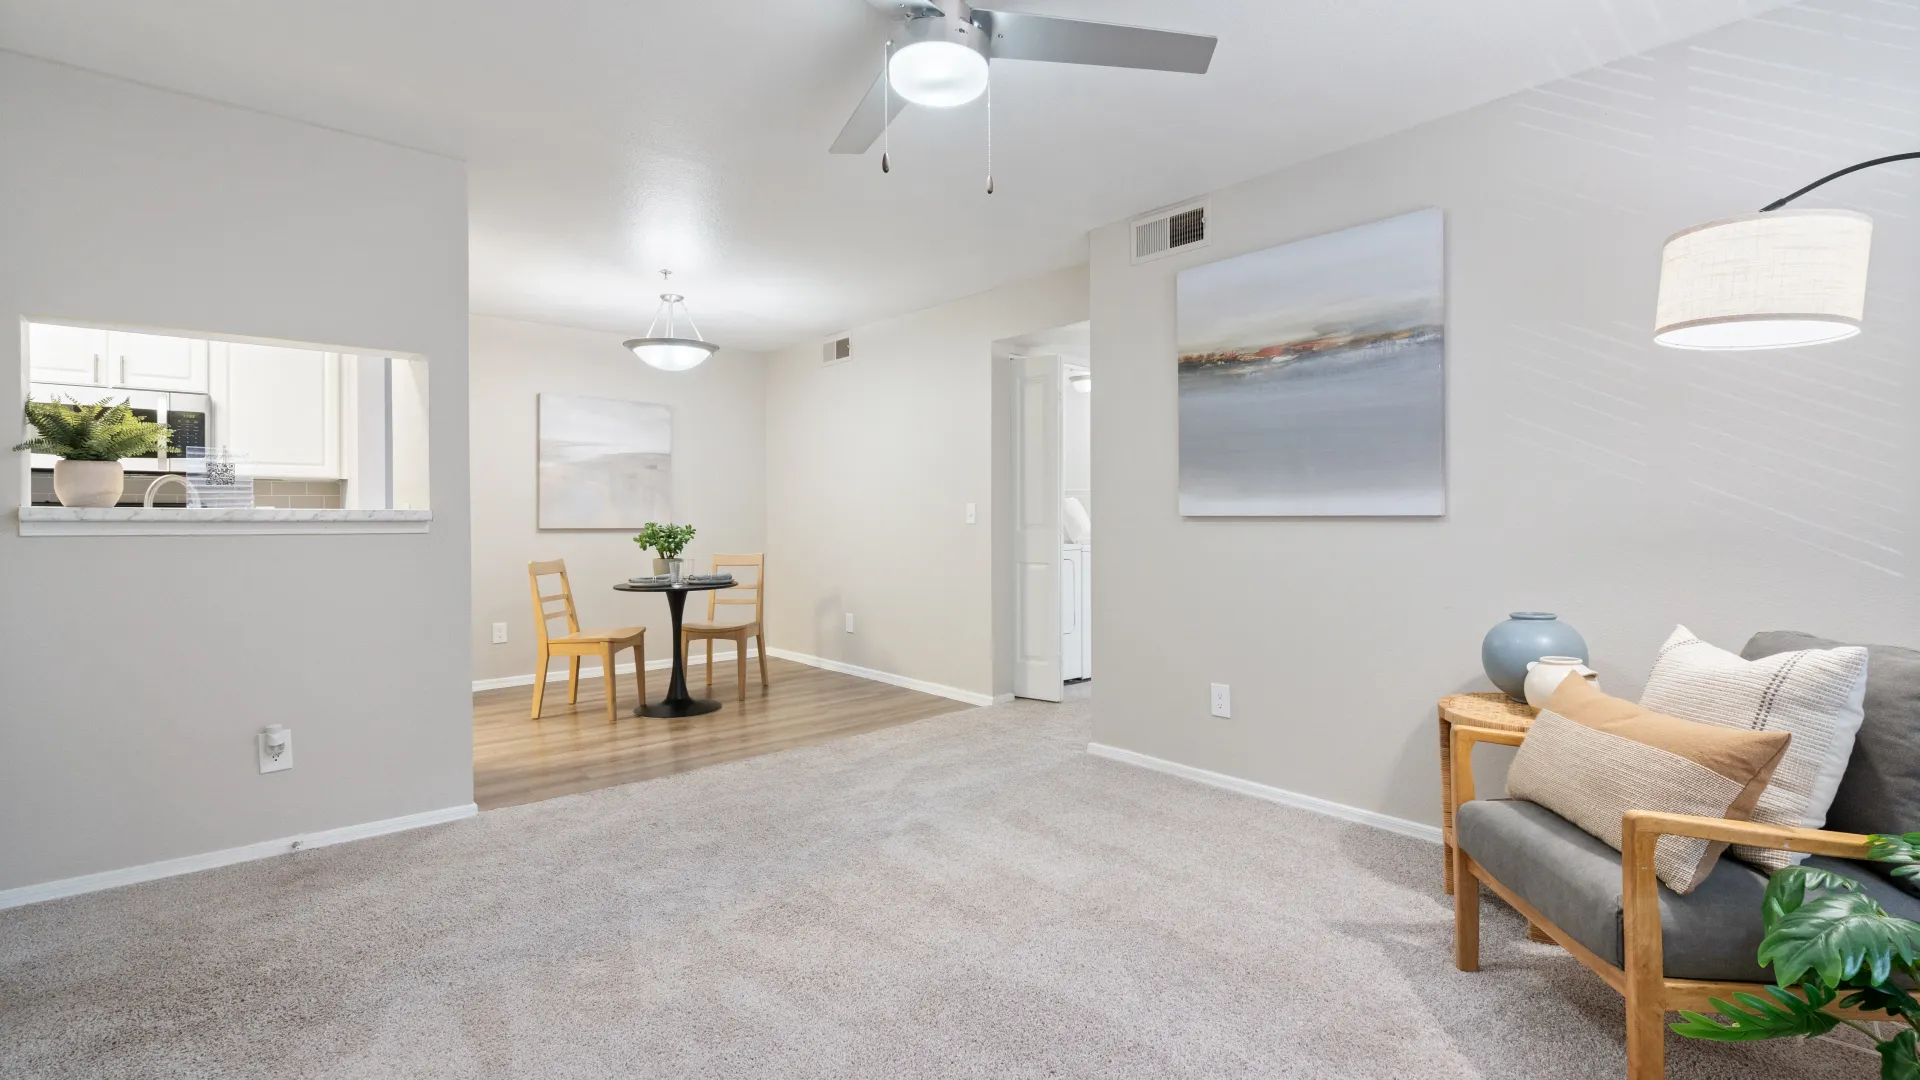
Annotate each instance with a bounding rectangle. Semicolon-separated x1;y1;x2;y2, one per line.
1012;353;1064;702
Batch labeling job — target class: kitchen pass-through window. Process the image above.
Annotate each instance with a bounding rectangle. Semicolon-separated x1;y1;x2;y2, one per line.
19;320;429;511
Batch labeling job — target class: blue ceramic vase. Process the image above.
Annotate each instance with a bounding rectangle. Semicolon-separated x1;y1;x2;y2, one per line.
1481;613;1588;702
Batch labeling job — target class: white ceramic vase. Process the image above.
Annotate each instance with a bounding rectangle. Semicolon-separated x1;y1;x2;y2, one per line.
53;459;125;507
1524;656;1600;709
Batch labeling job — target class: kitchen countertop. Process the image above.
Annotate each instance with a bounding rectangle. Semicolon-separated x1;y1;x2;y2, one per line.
17;505;431;536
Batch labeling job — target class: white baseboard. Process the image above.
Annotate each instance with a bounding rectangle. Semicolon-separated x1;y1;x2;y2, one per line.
764;647;996;707
1085;742;1442;845
473;648;756;693
0;802;478;911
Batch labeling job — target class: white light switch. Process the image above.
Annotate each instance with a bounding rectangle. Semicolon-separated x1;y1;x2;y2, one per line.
1210;683;1231;719
491;622;509;644
845;612;856;633
965;502;977;524
258;726;293;773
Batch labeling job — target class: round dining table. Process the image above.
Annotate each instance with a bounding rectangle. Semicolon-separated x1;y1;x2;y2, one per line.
613;578;733;718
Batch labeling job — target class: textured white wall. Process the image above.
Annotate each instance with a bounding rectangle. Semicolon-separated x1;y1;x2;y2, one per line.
1089;1;1920;826
468;315;768;683
0;54;472;890
764;266;1088;699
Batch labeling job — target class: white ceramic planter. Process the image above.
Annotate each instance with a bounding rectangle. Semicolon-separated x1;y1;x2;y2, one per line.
1524;656;1600;709
52;459;126;508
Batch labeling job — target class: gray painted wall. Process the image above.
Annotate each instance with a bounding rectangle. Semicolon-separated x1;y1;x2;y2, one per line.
468;314;767;684
0;54;472;890
1089;1;1919;827
764;265;1088;699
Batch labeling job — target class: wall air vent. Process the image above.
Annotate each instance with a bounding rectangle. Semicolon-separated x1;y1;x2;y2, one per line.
821;335;852;365
1131;199;1209;264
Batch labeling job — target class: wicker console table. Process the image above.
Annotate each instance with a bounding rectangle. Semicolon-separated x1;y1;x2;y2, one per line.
1439;692;1536;895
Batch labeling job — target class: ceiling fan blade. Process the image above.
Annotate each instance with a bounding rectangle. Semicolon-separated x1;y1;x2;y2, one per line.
973;10;1216;74
864;0;948;14
829;70;910;154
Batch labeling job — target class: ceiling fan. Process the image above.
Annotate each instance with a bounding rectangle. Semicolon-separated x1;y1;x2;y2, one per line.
831;0;1217;163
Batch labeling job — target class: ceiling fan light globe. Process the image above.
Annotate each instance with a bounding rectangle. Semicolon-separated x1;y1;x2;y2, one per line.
889;40;989;107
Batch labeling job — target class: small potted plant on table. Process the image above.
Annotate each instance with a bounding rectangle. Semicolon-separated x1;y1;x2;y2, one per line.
634;522;696;581
14;397;170;507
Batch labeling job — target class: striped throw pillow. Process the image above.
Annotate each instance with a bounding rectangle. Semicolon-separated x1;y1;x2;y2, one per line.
1507;676;1791;894
1640;626;1867;871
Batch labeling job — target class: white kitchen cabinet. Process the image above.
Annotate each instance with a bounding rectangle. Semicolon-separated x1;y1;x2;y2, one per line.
108;331;207;392
26;323;208;392
214;343;341;479
27;323;109;386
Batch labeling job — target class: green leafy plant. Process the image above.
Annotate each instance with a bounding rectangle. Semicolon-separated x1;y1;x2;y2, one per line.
14;396;169;461
633;522;696;561
1673;833;1920;1078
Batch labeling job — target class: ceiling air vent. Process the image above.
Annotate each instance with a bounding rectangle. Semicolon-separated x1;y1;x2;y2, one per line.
821;335;852;365
1131;199;1209;264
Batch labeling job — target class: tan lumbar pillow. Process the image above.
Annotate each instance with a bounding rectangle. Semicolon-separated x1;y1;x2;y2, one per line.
1506;676;1791;894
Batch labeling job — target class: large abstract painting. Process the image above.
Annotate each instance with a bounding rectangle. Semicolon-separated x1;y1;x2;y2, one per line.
537;394;672;529
1177;208;1446;517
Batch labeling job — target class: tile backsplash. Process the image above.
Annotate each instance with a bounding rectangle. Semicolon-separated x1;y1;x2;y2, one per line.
253;479;344;509
29;472;344;508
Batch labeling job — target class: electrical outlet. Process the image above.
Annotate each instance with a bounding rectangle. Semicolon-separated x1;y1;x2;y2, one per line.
845;612;856;633
258;726;293;773
1210;683;1231;719
491;622;508;644
965;502;977;524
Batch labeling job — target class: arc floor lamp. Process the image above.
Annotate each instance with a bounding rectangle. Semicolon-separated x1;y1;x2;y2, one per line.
1654;151;1918;351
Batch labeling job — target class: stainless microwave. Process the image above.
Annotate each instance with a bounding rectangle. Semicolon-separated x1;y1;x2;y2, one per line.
27;383;211;473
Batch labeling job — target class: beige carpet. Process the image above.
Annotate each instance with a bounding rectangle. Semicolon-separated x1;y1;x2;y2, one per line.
0;689;1874;1078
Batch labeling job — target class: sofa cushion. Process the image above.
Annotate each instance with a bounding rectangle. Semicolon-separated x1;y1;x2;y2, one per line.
1743;632;1920;855
1456;798;1920;981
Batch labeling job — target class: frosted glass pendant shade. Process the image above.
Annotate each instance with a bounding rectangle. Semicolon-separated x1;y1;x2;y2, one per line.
624;275;718;371
1654;209;1873;350
625;339;717;372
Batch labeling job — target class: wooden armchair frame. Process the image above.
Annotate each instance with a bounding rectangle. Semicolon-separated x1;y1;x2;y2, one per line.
1448;723;1877;1080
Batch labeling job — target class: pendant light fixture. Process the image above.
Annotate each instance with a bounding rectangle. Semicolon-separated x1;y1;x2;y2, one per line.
624;270;719;372
1654;151;1916;350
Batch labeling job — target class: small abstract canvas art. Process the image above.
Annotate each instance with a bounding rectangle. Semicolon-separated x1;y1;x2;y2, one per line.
537;394;672;529
1177;207;1446;517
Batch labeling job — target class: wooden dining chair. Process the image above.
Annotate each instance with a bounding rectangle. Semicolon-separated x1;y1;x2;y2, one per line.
528;559;646;723
681;553;768;702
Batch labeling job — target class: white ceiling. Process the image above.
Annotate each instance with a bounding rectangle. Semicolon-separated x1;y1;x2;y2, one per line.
0;0;1788;351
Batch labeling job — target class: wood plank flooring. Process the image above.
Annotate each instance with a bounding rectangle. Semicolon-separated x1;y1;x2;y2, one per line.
474;656;974;810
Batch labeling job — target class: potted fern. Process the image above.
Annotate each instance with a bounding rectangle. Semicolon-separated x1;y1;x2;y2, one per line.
633;521;696;580
14;397;170;507
1674;833;1920;1076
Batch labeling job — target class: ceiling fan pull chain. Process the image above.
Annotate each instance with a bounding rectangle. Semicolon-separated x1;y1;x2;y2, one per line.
881;40;892;174
985;65;993;194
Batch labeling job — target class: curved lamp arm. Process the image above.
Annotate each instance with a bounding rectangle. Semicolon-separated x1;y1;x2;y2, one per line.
1760;151;1920;212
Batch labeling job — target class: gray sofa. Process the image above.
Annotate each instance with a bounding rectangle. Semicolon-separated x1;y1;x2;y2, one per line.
1450;630;1920;1079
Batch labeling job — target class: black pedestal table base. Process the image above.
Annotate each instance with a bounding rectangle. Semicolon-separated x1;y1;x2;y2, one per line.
614;579;727;719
